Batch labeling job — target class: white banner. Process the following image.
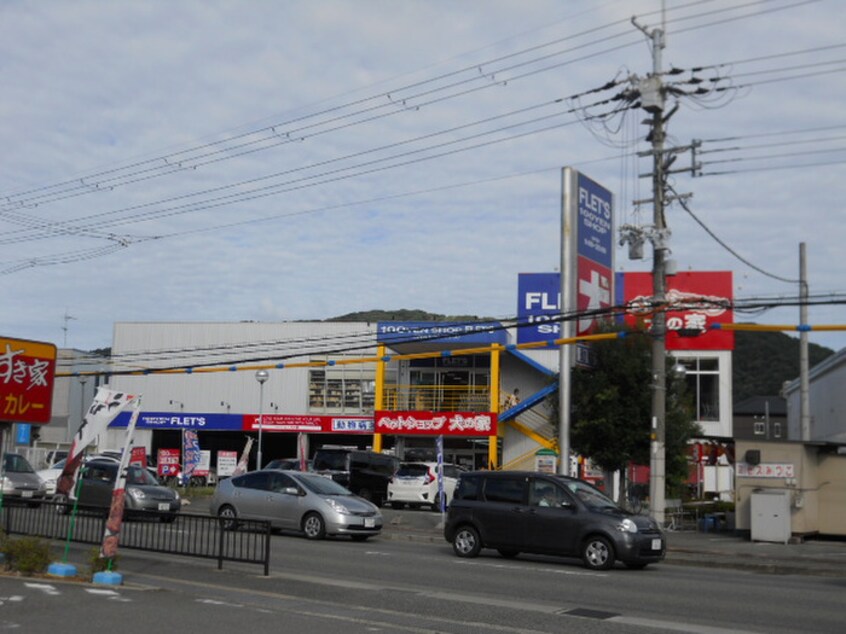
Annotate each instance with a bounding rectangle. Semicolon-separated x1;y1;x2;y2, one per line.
56;387;137;496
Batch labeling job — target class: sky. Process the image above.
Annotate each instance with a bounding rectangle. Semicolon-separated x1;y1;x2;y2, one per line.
2;0;845;355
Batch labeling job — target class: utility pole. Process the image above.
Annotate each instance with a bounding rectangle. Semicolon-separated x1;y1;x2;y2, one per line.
632;17;669;526
799;242;811;441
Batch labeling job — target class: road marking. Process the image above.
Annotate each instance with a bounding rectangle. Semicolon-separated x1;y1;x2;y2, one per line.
453;559;607;577
86;588;132;602
197;598;244;607
610;615;761;634
365;551;391;556
23;583;59;596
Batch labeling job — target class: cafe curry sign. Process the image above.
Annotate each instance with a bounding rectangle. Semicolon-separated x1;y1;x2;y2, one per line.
1;336;57;424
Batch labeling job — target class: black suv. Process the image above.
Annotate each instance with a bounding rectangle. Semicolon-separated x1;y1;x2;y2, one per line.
444;470;665;570
312;448;398;506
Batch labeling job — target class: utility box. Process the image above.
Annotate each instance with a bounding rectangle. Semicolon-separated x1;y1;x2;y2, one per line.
750;490;791;544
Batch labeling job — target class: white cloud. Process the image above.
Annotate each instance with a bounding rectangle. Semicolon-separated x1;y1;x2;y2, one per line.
1;0;844;355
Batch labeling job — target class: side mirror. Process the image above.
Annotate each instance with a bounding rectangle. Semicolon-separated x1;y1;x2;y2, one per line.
282;486;299;496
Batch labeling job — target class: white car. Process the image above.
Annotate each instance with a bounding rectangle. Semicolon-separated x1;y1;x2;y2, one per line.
386;461;463;510
36;458;67;496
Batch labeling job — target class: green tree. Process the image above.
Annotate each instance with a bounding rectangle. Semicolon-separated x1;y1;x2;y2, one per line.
550;326;700;497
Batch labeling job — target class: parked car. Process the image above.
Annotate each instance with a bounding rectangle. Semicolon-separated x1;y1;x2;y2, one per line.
36;457;67;496
263;457;311;471
209;469;382;541
1;453;47;505
387;461;463;510
55;459;180;522
312;447;398;505
38;454;159;496
444;471;665;570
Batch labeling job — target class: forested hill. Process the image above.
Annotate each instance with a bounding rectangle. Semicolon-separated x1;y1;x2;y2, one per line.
732;329;834;404
328;309;490;323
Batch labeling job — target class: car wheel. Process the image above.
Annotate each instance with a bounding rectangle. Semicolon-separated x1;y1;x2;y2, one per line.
497;549;520;559
302;512;326;540
218;504;239;531
350;534;370;542
582;535;615;570
452;525;482;558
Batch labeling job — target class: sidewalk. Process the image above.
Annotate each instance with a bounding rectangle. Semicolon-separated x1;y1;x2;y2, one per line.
380;508;846;577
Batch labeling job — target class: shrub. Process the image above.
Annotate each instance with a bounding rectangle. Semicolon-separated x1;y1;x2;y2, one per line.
3;537;52;576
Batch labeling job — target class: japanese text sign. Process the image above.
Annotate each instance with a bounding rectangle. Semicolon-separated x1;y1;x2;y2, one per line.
1;337;57;424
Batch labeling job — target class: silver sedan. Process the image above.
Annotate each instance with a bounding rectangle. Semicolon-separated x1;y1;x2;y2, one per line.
209;469;382;541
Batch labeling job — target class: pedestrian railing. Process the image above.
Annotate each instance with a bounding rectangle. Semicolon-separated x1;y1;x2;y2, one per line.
0;499;271;575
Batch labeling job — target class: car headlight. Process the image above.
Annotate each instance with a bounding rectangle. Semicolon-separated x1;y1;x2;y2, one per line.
0;477;10;488
128;488;146;500
324;497;351;515
617;518;638;533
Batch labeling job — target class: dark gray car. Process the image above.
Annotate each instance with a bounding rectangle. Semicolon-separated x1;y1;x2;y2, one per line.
56;459;181;522
444;471;665;570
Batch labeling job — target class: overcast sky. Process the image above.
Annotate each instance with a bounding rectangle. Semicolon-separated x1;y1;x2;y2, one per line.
2;0;844;355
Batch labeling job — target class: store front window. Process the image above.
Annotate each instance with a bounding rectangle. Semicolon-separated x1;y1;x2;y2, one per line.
308;358;377;413
678;356;720;422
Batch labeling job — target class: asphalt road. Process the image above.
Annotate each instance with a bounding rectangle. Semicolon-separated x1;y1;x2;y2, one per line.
3;527;844;633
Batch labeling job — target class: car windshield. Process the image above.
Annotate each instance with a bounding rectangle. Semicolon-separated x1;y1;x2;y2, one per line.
562;479;620;511
126;466;159;486
297;473;353;496
3;454;35;473
397;464;429;478
313;452;348;471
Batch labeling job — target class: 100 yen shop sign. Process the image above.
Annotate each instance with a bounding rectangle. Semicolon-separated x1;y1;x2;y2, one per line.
1;336;57;424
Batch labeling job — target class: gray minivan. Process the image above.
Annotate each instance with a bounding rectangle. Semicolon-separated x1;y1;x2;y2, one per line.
444;471;665;570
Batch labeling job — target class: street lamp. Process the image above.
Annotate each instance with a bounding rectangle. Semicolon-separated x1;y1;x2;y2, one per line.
73;375;88;443
255;370;269;470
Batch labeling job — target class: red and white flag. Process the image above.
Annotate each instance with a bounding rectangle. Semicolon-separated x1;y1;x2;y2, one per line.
232;437;254;477
101;398;142;559
56;387;136;497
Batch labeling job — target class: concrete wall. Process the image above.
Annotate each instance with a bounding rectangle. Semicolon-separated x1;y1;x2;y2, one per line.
818;452;846;535
735;440;846;537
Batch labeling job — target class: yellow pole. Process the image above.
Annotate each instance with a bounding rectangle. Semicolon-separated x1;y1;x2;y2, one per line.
372;344;386;453
488;344;501;469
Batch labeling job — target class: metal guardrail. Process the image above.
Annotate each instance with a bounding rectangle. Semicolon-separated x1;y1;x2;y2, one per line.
0;499;271;575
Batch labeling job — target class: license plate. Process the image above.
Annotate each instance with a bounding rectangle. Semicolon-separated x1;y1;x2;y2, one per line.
22;491;33;498
158;503;170;511
364;518;375;528
651;538;662;551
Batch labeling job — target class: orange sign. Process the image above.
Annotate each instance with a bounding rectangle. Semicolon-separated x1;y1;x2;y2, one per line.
1;336;57;424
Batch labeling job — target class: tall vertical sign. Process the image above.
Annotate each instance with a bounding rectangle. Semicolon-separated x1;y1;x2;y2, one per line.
559;168;614;475
573;171;614;335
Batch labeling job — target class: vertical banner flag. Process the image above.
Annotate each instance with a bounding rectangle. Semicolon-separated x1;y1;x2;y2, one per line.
232;437;254;477
436;435;445;513
56;387;136;497
182;429;201;485
297;432;308;472
101;398;142;559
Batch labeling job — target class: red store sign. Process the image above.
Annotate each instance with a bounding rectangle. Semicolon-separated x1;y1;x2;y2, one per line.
244;414;373;434
620;271;734;351
1;336;57;424
374;411;497;436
